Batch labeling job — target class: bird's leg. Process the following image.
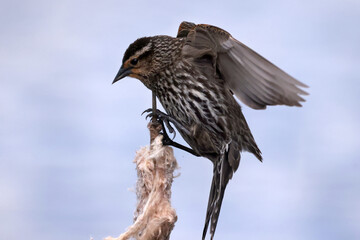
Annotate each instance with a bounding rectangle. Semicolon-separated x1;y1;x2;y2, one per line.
161;122;201;157
142;108;201;157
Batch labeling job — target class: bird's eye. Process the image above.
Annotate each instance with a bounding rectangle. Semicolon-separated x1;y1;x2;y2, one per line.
130;58;138;65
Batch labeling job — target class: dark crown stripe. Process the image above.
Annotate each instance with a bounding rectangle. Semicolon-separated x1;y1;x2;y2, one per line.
122;37;151;64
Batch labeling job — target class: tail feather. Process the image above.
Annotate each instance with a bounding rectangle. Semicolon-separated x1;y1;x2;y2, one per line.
202;175;217;240
202;148;233;240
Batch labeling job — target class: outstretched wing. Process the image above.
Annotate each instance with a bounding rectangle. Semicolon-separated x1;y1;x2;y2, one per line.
179;21;308;109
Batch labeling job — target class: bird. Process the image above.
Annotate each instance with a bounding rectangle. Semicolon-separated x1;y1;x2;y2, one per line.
113;21;308;240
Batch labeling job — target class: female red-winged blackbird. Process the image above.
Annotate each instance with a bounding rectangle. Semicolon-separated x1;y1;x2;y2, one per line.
113;21;308;240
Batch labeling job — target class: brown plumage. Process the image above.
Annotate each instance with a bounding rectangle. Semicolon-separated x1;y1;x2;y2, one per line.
113;21;308;240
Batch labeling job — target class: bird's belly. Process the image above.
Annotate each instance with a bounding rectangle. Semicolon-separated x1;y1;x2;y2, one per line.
161;103;223;157
155;72;232;157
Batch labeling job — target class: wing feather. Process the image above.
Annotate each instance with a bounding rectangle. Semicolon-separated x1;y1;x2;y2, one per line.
180;22;308;109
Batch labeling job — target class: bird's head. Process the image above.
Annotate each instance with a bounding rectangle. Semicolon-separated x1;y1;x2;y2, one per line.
113;37;156;87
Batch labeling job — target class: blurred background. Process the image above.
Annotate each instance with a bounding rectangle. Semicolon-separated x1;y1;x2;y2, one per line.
1;0;359;239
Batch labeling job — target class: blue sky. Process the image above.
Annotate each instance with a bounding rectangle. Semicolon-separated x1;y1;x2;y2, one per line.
0;0;359;239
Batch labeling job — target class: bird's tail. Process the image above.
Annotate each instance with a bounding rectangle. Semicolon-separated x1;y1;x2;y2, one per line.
202;146;235;240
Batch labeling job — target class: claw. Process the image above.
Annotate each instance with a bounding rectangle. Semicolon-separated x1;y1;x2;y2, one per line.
142;108;181;140
141;108;153;116
164;120;174;133
145;113;153;120
142;108;159;120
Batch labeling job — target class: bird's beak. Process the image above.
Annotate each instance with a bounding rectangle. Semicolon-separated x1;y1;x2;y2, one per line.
112;65;133;84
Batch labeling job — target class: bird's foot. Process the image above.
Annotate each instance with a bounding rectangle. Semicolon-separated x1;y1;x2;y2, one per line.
142;108;192;136
142;108;176;136
142;108;200;157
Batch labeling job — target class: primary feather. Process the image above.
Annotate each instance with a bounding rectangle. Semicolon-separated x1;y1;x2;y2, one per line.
181;23;308;109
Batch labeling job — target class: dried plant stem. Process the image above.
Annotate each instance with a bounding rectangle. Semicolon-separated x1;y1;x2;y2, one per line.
105;121;178;240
